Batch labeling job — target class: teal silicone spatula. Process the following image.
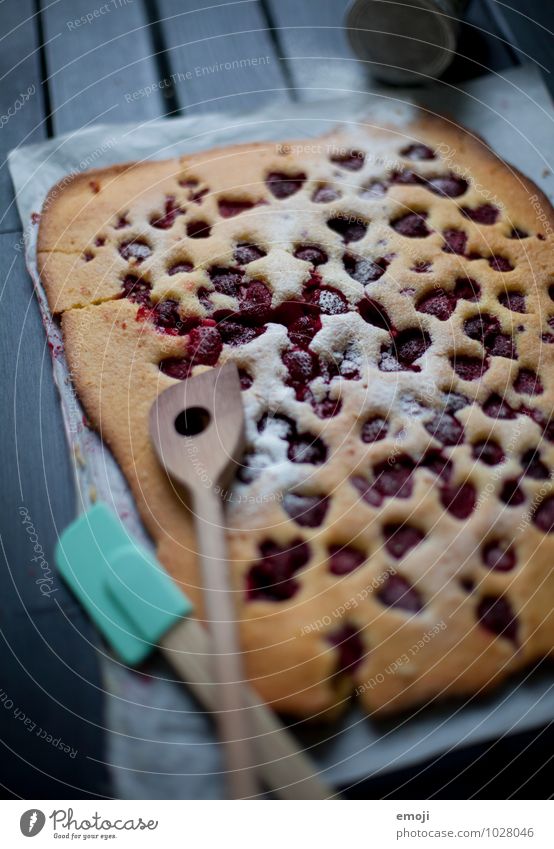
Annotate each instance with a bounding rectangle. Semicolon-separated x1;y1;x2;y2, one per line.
56;502;331;799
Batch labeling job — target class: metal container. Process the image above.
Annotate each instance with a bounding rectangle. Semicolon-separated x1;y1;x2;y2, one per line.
346;0;469;85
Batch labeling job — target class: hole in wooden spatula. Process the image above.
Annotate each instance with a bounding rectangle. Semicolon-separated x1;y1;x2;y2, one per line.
174;407;211;437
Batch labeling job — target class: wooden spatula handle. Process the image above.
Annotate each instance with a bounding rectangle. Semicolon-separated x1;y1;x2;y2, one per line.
160;619;331;799
193;488;258;799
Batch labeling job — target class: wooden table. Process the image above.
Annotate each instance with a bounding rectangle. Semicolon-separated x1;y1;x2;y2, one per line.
1;0;552;800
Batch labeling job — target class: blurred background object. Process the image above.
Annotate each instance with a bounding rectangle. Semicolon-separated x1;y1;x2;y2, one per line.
346;0;469;84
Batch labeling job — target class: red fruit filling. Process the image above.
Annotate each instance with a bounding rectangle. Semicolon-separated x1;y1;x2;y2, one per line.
357;296;392;330
514;368;543;396
373;455;415;499
499;478;525;506
187;220;211;238
159;357;192;380
420;449;452;480
464;314;515;359
533;495;554;532
187;325;222;366
412;260;432;273
445;392;470;412
488;333;517;359
351;475;384;507
288;433;327;465
498;291;525;312
312;184;342;203
168;261;193;275
461;203;499;224
150;196;183;229
288;313;322;347
328;624;365;673
208;266;244;296
509;227;529;239
391;327;431;368
427;173;468;197
294;245;328;266
119;239;152;262
218;319;263;347
361;416;388;443
218;198;255;218
121;274;152;305
390;169;422;186
472;439;504;466
442;228;467;255
234;242;266;264
114;215;129;229
257;412;295;439
335;347;361;380
451;355;489;381
266;171;306;199
238;280;272;321
482;541;516;572
197;287;212;311
425;412;464;446
440;481;476;519
331;149;365;170
151;299;188;334
283;347;319;398
383;523;425;558
283;493;329;527
453;276;481;302
305;284;348;315
391;212;430;238
343;253;389;285
246;539;310;601
190;187;208;204
238;368;253;389
400;143;435;160
359;179;388;200
489;255;513;272
521;448;549;480
417;289;455;320
378;574;423;613
482;394;517;420
477;595;518;641
328;545;366;576
327;215;368;243
307;390;342;418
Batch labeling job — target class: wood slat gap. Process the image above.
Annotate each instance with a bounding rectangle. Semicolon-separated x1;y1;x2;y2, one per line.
33;0;54;137
145;0;183;117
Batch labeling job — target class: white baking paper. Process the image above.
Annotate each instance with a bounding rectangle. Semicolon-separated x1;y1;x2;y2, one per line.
9;63;554;798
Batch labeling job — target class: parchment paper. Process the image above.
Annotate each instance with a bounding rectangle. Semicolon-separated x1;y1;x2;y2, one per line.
9;64;554;798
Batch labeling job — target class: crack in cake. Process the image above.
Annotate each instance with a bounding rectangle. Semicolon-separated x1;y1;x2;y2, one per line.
38;114;554;717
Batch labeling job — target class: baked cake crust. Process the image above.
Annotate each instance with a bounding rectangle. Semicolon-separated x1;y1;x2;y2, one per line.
39;114;554;717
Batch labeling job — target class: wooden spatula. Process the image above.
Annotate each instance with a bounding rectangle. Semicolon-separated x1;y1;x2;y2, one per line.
149;362;257;799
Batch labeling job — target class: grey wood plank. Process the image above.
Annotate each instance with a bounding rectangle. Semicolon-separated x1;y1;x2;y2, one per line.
264;0;368;100
0;231;108;798
0;0;45;232
154;0;289;113
40;0;166;134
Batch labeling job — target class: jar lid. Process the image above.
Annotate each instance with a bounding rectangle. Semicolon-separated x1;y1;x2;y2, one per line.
346;0;461;85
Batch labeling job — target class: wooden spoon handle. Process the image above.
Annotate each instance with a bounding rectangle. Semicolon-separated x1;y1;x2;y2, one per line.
193;488;258;799
160;619;331;799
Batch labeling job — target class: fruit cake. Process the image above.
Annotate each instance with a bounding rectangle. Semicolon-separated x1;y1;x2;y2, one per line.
38;114;554;718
